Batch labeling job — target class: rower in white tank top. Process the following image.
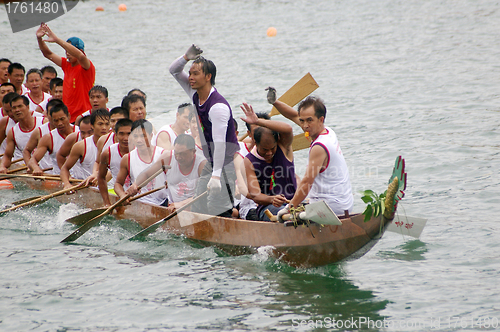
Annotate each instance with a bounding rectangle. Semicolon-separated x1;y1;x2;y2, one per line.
27;92;51;114
12;116;44;159
164;150;205;203
107;143;130;190
308;127;353;215
128;146;168;205
102;132;116;151
48;125;79;175
71;135;98;179
154;124;178;147
0;117;16;155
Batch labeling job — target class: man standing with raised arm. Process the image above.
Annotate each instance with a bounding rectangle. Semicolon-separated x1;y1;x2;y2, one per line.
169;45;239;217
36;23;95;123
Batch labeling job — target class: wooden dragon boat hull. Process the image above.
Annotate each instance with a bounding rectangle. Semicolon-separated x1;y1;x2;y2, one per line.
10;178;390;268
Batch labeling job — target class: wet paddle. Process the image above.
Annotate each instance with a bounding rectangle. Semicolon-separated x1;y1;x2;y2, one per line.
61;166;168;243
128;190;208;241
65;186;164;226
0;173;81;182
0;182;90;215
6;165;28;174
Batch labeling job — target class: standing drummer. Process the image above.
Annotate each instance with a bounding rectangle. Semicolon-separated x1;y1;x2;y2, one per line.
169;45;239;218
269;91;353;219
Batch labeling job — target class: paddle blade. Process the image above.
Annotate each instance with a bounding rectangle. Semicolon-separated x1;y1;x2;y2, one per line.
128;216;171;241
65;208;107;225
60;214;107;243
10;196;43;206
386;215;427;238
304;201;342;225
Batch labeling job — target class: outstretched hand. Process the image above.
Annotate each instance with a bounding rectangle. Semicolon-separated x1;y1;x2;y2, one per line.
240;102;259;125
265;87;277;104
185;44;203;60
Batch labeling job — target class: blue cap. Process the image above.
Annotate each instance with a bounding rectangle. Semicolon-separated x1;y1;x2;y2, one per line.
66;37;84;52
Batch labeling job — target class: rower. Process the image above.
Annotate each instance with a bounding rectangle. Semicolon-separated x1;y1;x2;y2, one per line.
0;95;47;173
40;66;57;94
28;103;79;176
240;102;296;221
25;68;51;116
60;109;110;189
0;92;17;155
49;77;63;100
98;118;133;206
121;94;146;122
0;82;16;112
36;23;96;123
269;92;353;218
0;58;11;85
128;134;206;213
74;85;109;126
8;63;29;95
154;103;192;150
22;99;62;173
114;120;168;206
127;88;147;101
170;44;239;217
56;115;93;170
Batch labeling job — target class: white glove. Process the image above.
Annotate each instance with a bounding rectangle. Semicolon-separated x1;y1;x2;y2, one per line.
277;204;290;223
207;177;221;192
185;44;203;60
265;86;277;104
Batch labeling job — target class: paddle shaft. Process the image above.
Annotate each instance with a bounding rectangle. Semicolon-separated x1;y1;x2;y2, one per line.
61;166;168;243
0;173;81;182
6;166;28;174
128;190;208;240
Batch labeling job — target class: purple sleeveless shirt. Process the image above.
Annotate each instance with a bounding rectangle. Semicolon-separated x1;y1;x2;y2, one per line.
246;146;297;215
193;88;239;166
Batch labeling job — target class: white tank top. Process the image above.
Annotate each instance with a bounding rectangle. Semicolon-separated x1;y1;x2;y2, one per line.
128;146;168;205
80;110;91;118
12;116;44;159
107;142;130;189
102;132;116;151
32;122;53;173
71;135;97;179
165;150;205;203
308;127;353;215
0;117;16;154
238;141;251;158
48;125;79;175
154;124;179;147
27;92;51;114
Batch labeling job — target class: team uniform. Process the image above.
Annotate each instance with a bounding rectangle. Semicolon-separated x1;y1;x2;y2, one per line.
0;117;16;155
11;117;45;159
154;124;179;148
101;132;116;152
308;127;353;215
20;84;30;95
236;142;257;220
164;150;205;203
46;125;79;175
107;143;130;190
71;135;97;180
27;92;51;114
61;58;96;122
128;146;168;205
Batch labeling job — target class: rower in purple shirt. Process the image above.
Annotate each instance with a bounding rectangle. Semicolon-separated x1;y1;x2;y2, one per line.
169;45;239;218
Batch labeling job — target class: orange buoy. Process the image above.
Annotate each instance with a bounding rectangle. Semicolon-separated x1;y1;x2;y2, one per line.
118;4;127;11
0;179;14;190
95;6;104;11
267;27;277;37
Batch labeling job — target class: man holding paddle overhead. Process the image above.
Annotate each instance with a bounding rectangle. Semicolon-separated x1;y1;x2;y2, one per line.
267;90;353;219
169;44;239;218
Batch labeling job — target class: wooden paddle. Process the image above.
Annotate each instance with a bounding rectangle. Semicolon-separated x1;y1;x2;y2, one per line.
65;186;164;226
0;173;81;182
6;166;28;174
11;157;24;164
61;166;168;243
0;182;90;215
239;72;319;142
128;190;208;241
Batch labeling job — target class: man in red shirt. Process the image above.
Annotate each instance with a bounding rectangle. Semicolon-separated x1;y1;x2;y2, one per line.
36;23;95;123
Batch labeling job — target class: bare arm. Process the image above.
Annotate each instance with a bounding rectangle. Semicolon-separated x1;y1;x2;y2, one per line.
56;132;77;169
98;148;111;206
272;100;301;127
155;132;173;151
23;129;41;167
28;135;50;175
36;24;62;67
60;141;84;189
0;117;8;147
0;130;15;173
114;155;130;202
289;144;327;207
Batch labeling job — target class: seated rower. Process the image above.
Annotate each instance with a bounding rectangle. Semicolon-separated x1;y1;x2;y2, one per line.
241;102;296;221
268;92;353;217
25;68;51;116
0;94;47;173
154;103;192;150
0;82;16;114
128;134;206;213
114;120;168;206
28;103;79;175
22;98;62;173
95;106;129;159
60;108;110;189
98;118;133;206
56;115;93;171
74;85;109;126
0;92;17;155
